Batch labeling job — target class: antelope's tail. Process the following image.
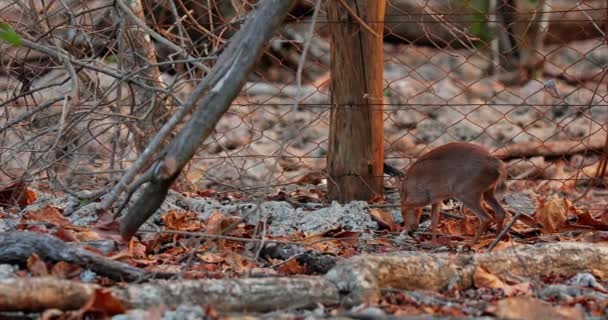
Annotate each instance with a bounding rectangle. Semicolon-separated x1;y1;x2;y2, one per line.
383;162;404;177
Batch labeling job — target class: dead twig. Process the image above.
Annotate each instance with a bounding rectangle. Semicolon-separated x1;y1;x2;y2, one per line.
487;210;525;251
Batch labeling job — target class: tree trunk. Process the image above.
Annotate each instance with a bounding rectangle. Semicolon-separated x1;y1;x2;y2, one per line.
326;0;386;203
118;0;171;154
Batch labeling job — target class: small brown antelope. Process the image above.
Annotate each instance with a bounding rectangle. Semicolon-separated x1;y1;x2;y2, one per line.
399;142;508;243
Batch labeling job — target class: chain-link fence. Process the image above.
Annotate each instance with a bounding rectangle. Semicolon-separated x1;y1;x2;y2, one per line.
0;0;606;211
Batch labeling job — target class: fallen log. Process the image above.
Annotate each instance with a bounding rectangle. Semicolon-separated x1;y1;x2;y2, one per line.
0;276;339;312
494;135;607;160
325;242;608;305
117;276;339;311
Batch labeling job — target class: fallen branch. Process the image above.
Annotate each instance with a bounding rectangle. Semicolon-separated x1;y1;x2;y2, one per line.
487;210;526;251
0;276;339;312
325;242;608;305
0;232;153;282
117;276;338;311
494;134;606;160
0;277;95;312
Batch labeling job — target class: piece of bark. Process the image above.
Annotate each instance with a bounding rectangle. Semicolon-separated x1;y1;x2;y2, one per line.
494;135;606;160
0;232;150;281
325;242;608;306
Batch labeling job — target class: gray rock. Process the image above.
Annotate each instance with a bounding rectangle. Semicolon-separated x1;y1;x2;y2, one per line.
568;272;606;291
80;270;97;283
0;264;18;280
161;305;205;320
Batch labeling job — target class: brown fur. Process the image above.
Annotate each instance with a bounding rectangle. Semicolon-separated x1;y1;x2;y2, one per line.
399;142;508;243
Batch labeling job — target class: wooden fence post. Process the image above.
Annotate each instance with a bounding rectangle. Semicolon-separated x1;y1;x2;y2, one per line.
326;0;386;202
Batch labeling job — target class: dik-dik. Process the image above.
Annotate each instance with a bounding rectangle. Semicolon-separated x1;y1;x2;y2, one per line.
398;142;508;243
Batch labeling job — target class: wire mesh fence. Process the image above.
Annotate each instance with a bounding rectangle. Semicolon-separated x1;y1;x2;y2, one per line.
0;0;606;211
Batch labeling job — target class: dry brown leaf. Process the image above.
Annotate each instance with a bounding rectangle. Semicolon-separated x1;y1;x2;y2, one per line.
276;258;306;275
474;266;505;289
591;268;607;281
74;288;126;316
205;211;228;234
192;263;219;274
451;213;478;237
512;213;542;231
332;230;361;247
52;228;80;242
488;238;520;251
93;209;120;232
128;239;148;260
27;253;48;276
221;216;244;233
439;218;464;236
301;235;342;255
581;162;607;178
163;247;187;256
0;180;36;208
471;237;496;250
474;266;530;296
197;252;225;263
51;261;82;279
72;230;104;242
161;210;203;231
223;251;255;274
574;208;608;231
369;208;400;231
23;206;69;227
490;296;583;320
536;196;571;233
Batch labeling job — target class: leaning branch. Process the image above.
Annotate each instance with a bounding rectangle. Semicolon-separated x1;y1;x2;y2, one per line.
119;0;297;240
